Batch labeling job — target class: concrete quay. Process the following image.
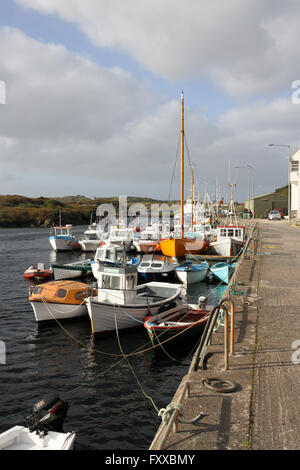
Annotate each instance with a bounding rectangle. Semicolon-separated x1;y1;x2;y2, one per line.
149;219;300;450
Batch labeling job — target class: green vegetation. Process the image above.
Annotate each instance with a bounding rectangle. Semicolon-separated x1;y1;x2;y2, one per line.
0;195;180;228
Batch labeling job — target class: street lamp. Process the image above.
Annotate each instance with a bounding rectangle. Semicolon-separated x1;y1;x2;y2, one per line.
235;165;254;214
268;144;291;222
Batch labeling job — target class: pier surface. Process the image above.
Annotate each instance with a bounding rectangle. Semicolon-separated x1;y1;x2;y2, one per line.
150;219;300;450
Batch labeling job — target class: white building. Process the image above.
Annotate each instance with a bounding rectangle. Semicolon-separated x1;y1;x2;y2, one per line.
290;147;300;219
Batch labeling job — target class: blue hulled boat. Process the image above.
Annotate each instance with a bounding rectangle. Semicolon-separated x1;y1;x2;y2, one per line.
210;261;236;284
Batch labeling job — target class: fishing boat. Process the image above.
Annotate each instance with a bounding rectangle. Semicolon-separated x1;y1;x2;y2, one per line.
144;303;211;350
137;254;178;282
78;222;107;252
175;260;209;285
52;259;92;280
91;242;138;281
107;225;137;252
0;394;75;450
85;264;183;337
135;224;162;253
24;263;53;281
160;93;209;258
210;261;236;284
49;225;80;252
28;280;96;323
210;184;246;257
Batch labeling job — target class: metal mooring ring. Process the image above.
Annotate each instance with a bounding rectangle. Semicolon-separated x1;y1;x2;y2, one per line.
202;377;239;393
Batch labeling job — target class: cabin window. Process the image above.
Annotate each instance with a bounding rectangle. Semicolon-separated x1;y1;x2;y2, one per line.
102;275;121;290
33;286;43;295
235;229;241;237
220;229;227;237
56;289;67;298
140;262;150;267
152;263;163;268
75;291;87;300
227;229;234;237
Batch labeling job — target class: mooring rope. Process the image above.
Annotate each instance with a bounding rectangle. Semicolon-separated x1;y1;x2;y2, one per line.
113;308;160;414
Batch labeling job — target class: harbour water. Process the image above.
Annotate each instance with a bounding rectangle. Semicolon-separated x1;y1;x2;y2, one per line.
0;226;227;450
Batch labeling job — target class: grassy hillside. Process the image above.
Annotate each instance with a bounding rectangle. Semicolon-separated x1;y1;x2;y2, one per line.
0;195;180;228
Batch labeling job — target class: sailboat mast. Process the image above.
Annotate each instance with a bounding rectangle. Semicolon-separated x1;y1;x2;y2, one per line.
191;165;194;230
181;92;185;238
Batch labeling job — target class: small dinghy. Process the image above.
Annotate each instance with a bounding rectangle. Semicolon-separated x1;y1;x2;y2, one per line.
24;263;53;281
210;261;237;284
52;259;92;281
175;260;209;285
144;300;211;351
0;394;75;450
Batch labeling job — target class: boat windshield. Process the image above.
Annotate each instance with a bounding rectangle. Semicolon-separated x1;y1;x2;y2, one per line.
101;274;121;290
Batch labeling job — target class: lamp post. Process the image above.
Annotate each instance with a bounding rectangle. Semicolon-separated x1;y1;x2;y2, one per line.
235;165;254;215
268;144;291;222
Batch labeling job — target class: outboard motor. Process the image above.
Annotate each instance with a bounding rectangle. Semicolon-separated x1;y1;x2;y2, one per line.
25;394;69;434
198;296;207;309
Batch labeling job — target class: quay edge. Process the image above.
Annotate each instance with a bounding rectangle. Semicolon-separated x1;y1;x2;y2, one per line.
149;218;300;451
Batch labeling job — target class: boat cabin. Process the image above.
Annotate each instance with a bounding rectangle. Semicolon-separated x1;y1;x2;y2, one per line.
94;243;126;265
138;255;175;274
108;226;136;242
49;225;73;238
216;225;245;242
29;280;96;304
140;225;160;240
96;265;138;305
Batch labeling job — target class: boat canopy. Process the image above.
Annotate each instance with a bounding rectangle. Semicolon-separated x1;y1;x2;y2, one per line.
29;280;95;304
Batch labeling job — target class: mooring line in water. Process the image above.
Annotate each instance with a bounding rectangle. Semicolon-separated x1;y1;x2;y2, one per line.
114;308;160;414
40;296;211;359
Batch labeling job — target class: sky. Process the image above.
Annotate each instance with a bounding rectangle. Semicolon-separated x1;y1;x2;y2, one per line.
0;0;300;203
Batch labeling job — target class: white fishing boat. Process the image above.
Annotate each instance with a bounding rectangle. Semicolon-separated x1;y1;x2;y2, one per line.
107;225;138;252
85;264;182;337
49;225;80;252
210;228;245;257
28;280;96;322
175;261;209;285
210;184;246;257
78;222;108;252
0;394;75;450
91;242;138;281
135;224;162;253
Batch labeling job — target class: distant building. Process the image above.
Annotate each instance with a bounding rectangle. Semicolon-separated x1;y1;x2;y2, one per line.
290;147;300;219
245;191;288;219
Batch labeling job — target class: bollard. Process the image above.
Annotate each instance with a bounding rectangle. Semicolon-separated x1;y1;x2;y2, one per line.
223;306;229;370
